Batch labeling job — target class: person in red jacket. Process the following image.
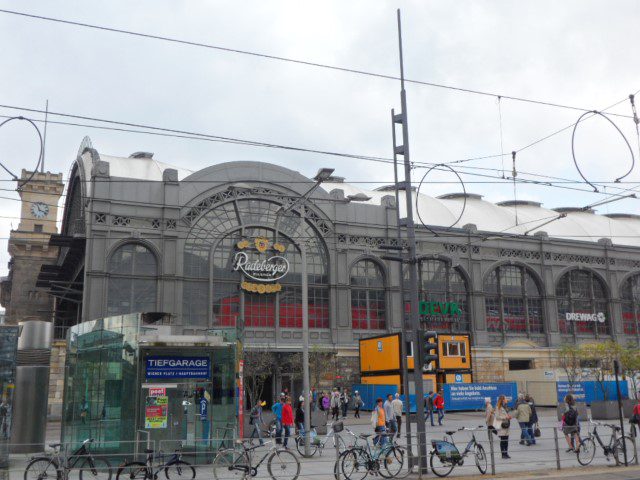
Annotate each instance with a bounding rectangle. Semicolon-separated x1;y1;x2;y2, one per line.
281;396;294;449
433;389;445;426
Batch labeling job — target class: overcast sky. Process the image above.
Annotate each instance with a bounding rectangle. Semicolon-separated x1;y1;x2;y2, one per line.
1;0;640;277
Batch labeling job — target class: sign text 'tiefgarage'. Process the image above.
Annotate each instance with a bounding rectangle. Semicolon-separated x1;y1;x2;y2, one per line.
418;301;462;316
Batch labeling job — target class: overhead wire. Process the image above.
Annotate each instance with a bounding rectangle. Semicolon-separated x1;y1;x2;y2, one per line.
0;116;44;187
0;8;634;120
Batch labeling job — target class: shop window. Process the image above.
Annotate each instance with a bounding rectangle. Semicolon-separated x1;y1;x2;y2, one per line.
621;274;640;337
556;269;610;337
483;265;544;335
405;259;470;333
106;243;157;317
350;259;386;330
509;359;533;370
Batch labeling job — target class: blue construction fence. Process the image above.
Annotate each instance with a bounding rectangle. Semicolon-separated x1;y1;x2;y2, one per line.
556;381;629;403
351;382;519;412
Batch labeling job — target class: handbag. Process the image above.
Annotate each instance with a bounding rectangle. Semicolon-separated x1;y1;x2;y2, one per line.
500;418;511;429
534;424;541;437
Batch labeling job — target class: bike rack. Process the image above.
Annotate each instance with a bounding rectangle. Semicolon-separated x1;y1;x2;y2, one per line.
135;430;151;457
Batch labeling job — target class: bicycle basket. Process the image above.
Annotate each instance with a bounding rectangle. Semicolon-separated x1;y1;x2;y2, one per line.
431;440;461;461
333;421;344;433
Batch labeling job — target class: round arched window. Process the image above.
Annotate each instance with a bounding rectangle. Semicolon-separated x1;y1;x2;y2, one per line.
106;243;157;316
556;269;609;337
350;259;386;330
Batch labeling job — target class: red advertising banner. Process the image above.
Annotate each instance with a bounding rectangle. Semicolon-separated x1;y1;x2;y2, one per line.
148;387;166;397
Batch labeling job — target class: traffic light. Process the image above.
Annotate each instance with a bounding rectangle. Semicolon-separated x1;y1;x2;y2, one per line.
423;331;438;371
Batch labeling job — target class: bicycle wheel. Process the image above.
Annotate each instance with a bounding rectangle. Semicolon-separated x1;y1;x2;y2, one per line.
25;457;60;480
296;436;318;457
340;448;369;480
115;462;148;480
389;446;412;479
164;460;195;480
429;451;454;478
79;457;112;480
614;436;636;465
576;438;596;466
474;444;487;475
380;446;404;478
212;449;249;480
267;449;299;480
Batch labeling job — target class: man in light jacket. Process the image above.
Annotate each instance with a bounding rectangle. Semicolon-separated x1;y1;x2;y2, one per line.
392;393;403;439
515;398;534;446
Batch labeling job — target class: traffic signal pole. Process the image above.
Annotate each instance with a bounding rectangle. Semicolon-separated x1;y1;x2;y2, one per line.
393;8;429;473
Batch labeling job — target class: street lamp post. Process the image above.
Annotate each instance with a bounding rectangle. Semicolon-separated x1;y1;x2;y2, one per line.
274;168;334;457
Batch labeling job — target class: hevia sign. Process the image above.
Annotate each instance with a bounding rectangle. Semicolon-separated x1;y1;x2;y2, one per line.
419;301;462;317
146;356;210;379
233;237;289;294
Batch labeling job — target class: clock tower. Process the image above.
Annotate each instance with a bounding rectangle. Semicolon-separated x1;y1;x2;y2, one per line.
0;169;64;325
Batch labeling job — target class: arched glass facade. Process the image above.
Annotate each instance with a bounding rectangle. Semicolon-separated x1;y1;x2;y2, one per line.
350;259;386;330
557;269;610;336
106;243;157;316
183;196;329;328
484;265;544;334
407;259;469;333
621;274;640;336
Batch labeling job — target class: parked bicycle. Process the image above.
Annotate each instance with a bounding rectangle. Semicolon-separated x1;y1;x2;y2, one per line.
25;438;112;480
429;426;487;477
339;432;404;479
295;421;355;457
116;446;195;480
577;419;636;466
212;440;300;480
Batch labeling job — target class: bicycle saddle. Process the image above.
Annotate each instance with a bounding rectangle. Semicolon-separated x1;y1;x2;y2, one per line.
445;431;456;435
49;443;62;448
359;434;373;439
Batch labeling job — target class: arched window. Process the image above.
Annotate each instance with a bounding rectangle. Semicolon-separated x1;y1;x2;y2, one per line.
409;259;469;333
350;260;386;330
484;265;544;334
621;274;640;336
557;269;609;336
106;243;157;316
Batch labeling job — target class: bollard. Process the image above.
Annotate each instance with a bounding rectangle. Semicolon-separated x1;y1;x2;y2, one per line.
487;429;496;475
553;427;561;470
632;426;639;466
335;431;341;480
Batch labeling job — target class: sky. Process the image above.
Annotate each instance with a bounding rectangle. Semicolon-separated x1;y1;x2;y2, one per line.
1;0;640;277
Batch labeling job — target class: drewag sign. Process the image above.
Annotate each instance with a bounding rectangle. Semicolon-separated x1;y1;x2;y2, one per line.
146;356;210;379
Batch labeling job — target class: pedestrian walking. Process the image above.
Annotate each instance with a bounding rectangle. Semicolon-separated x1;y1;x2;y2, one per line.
295;398;305;437
384;394;397;436
629;396;640;437
322;392;330;413
485;397;496;435
311;389;318;412
434;389;445;425
353;390;363;418
341;389;349;418
272;396;285;445
493;394;512;459
526;394;538;445
515;395;534;445
282;397;294;449
425;391;435;426
371;397;387;447
249;400;266;445
331;390;340;421
392;393;403;438
562;394;581;452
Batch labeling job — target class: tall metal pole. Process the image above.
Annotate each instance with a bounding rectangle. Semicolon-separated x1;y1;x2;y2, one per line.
395;8;428;472
614;360;628;466
392;108;414;465
301;206;312;456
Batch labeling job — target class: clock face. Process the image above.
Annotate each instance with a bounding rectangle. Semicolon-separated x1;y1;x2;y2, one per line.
30;202;49;219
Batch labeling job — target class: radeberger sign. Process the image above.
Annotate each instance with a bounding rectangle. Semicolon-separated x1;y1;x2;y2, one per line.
233;237;289;294
564;312;605;323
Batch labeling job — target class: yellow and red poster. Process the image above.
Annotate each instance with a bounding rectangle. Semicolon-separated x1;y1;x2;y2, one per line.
145;395;168;429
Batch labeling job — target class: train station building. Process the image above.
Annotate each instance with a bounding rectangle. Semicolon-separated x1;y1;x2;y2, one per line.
38;138;640;448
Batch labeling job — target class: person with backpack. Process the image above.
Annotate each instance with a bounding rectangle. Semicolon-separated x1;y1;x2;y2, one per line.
353;391;364;418
562;394;581;452
249;400;266;445
526;394;538;445
425;391;435;426
371;397;387;447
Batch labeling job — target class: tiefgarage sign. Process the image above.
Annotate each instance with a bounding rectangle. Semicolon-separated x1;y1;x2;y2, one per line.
233;237;289;294
564;312;606;323
419;301;462;316
146;356;210;379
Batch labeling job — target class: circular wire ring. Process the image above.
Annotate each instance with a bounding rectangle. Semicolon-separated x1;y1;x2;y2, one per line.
571;110;635;192
0;116;44;187
415;163;467;236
